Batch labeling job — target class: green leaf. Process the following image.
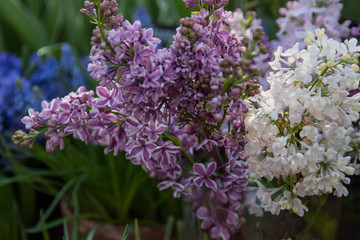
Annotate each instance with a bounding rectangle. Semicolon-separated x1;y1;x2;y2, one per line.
0;0;49;49
85;223;105;240
39;210;51;240
172;0;189;19
163;216;175;240
0;27;5;50
44;0;65;43
36;177;77;225
26;214;101;234
121;224;132;240
176;220;184;240
134;219;141;240
63;219;70;240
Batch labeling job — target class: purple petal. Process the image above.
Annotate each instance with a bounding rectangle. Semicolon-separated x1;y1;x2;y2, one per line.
60;102;71;111
194;177;204;187
130;146;143;155
142;148;150;161
206;161;217;176
158;181;173;190
59;113;70;124
211;225;221;239
77;128;88;142
96;87;110;98
21;116;32;124
146;142;157;150
126;117;140;127
216;191;228;204
196;207;209;219
194;163;206;176
205;179;218;191
226;212;239;226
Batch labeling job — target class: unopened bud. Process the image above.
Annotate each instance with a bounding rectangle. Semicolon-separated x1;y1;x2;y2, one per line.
306;31;315;41
304;37;312;45
319;63;327;71
342;54;351;61
326;60;335;68
315;28;325;37
351;64;360;72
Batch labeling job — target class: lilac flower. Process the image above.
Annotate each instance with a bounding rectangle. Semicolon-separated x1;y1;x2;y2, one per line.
14;1;257;239
196;206;213;229
274;0;351;50
211;223;231;240
195;138;220;152
182;0;197;9
21;109;43;130
193;162;218;191
127;139;157;162
152;141;181;170
96;86;121;108
352;24;360;37
143;121;166;141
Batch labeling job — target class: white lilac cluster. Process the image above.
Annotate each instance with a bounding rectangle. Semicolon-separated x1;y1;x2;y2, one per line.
275;0;351;50
245;29;360;216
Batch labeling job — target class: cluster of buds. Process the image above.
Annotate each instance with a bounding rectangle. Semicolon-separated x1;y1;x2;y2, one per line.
12;130;36;148
183;0;229;10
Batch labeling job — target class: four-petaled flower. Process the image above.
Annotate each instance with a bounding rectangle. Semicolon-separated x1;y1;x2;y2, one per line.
193;161;218;191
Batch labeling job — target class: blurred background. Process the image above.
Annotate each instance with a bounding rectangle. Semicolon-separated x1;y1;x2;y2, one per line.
0;0;359;239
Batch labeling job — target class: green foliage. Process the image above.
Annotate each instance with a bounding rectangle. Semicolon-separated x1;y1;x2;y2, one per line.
300;196;339;240
0;170;37;240
0;138;181;237
342;0;360;22
0;0;92;55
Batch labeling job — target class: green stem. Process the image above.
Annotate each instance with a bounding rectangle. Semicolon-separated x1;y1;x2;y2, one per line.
301;195;328;240
308;67;328;91
163;132;194;165
216;107;228;130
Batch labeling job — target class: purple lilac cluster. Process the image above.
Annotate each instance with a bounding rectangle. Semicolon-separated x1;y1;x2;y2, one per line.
14;0;259;238
230;9;271;89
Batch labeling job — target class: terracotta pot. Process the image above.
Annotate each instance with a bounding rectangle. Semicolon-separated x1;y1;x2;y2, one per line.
60;201;174;240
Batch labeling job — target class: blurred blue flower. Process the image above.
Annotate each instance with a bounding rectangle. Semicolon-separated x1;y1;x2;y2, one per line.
0;43;89;136
133;6;175;48
133;6;152;28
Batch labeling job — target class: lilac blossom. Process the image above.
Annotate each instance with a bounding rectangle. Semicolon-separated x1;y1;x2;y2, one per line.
274;0;351;51
13;1;263;239
193;162;218;191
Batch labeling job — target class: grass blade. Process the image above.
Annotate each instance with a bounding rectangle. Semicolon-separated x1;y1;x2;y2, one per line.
121;224;132;240
163;216;175;240
39;210;51;240
134;219;141;240
85;223;105;240
63;219;70;240
37;177;77;225
0;0;49;49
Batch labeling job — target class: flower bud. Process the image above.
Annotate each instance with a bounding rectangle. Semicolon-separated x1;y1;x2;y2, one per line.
306;31;315;41
351;64;360;72
315;28;325;37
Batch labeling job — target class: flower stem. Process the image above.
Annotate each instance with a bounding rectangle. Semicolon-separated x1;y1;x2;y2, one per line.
163;132;194;165
301;195;328;240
